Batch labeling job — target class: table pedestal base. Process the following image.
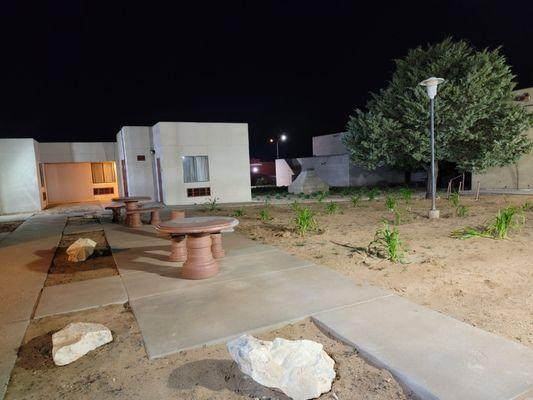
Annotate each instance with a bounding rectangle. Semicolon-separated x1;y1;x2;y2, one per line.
170;234;187;262
129;213;142;228
181;233;218;279
211;232;225;259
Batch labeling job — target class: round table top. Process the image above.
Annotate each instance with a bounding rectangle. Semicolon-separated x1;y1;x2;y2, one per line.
112;196;151;202
156;216;239;234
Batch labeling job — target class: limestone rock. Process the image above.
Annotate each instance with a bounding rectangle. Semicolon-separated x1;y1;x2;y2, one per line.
66;238;97;262
227;334;335;400
288;169;329;195
52;322;113;366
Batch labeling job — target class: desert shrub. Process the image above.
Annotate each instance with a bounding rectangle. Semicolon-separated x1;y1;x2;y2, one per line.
325;201;340;214
315;191;328;202
456;204;469;217
294;207;318;235
452;206;524;239
367;187;380;201
350;194;361;207
398;188;413;203
258;208;271;222
204;197;220;212
448;192;460;207
385;195;397;212
368;222;404;262
233;208;245;217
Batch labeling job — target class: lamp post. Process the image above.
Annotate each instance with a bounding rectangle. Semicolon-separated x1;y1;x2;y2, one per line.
419;77;444;219
269;133;288;159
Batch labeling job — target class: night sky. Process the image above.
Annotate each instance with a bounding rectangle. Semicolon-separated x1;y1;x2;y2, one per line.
1;1;532;160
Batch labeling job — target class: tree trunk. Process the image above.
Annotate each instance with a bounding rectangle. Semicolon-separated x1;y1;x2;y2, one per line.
422;163;439;199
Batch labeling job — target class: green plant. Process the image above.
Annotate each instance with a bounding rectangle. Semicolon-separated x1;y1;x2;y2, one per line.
367;187;380;201
294;207;318;235
350;194;361;207
315;191;328;202
486;206;524;239
452;206;525;239
522;202;533;211
368;222;404;263
290;200;301;212
233;208;245;217
448;192;460;207
204;197;220;212
343;38;532;198
456;204;469;217
398;188;413;203
393;209;402;225
385;195;397;212
325;201;340;214
258;208;271;222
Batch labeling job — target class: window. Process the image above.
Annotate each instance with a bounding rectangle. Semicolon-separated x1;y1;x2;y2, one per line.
39;164;45;187
187;187;211;197
137;155;146;161
93;187;115;195
182;156;209;183
91;162;116;184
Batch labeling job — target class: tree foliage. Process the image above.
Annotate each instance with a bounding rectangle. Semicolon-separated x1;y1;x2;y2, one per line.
343;39;532;175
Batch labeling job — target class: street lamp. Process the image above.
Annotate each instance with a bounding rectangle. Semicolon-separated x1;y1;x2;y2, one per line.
419;77;444;219
269;133;288;159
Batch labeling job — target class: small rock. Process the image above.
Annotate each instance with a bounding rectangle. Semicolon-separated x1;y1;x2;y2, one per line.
227;334;335;400
52;322;113;366
66;238;97;262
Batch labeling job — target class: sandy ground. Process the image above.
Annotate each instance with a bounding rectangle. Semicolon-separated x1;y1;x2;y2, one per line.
6;304;412;400
223;193;533;348
44;217;118;286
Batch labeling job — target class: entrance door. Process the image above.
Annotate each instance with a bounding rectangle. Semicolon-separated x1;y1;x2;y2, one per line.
156;157;164;203
121;159;129;196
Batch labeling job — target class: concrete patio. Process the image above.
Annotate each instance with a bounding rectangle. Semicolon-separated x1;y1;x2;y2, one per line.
1;213;533;399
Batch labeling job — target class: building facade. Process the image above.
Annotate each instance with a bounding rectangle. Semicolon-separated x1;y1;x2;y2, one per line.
0;122;251;214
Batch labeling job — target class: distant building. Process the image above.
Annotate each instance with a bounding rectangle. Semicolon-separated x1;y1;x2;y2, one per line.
249;158;276;185
472;87;533;190
276;133;405;187
0;122;251;214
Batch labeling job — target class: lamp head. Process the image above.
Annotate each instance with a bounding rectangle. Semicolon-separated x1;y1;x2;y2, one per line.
419;77;445;99
269;138;274;143
280;134;287;141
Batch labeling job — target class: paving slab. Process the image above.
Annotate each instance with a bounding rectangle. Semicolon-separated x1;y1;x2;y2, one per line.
121;249;313;300
34;276;128;319
130;265;391;358
312;295;533;400
62;223;103;235
0;320;29;399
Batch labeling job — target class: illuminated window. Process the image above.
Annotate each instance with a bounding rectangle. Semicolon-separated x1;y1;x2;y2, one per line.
187;187;211;197
182;156;209;183
91;162;116;184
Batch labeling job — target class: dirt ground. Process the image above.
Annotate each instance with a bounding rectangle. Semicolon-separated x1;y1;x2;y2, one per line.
6;304;412;400
0;220;24;233
223;193;533;348
44;218;118;286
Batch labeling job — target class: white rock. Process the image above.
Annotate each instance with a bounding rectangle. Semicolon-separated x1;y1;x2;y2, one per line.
227;335;336;400
52;322;113;366
66;238;97;262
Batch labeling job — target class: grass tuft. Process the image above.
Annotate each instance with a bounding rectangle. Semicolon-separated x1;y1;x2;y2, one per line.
368;222;404;263
294;207;318;235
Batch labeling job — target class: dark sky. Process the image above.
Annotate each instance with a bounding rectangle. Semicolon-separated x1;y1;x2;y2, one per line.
1;1;532;160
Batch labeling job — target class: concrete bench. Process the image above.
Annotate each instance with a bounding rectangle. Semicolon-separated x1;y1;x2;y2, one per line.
105;203;125;223
126;203;163;228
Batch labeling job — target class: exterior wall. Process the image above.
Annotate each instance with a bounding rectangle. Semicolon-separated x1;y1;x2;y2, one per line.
154;122;251;205
116;126;157;199
44;162;118;204
312;133;347;156
0;139;42;214
299;155;350;187
38;142;115;163
275;159;295;186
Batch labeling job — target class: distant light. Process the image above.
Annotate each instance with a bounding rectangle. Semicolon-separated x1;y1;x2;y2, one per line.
269;138;274;143
252;166;259;173
280;134;287;141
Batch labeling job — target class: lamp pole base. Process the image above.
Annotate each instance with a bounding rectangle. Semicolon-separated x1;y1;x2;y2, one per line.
428;209;440;219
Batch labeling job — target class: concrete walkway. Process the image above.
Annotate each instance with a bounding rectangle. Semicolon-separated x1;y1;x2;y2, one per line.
0;215;66;399
101;222;533;400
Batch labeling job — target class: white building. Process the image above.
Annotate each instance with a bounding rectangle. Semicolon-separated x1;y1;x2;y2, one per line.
0;122;251;214
276;132;405;187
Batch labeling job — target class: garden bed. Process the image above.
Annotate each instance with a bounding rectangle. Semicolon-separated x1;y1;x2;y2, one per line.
44;217;118;286
205;192;533;348
6;304;412;399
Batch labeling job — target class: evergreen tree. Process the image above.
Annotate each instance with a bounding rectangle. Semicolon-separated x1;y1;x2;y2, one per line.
343;38;532;195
